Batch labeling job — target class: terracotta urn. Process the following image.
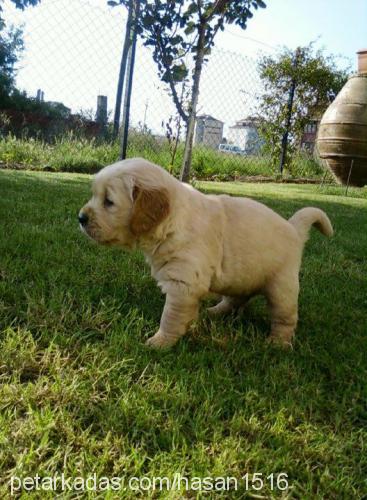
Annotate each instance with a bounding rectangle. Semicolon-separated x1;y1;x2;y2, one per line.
317;49;367;187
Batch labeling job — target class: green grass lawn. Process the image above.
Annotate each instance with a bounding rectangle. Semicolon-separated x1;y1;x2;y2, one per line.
0;169;366;498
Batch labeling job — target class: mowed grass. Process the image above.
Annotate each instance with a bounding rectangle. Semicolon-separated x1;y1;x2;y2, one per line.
0;169;366;499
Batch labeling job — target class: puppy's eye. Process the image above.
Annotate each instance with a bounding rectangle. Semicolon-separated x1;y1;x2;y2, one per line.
104;197;114;208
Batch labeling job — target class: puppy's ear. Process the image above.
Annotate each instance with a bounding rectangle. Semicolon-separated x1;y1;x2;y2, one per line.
130;185;170;236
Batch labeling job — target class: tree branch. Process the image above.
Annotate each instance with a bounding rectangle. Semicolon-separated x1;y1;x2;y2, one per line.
205;0;231;21
154;31;188;123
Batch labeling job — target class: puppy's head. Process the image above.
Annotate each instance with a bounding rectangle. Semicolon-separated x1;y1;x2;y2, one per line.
78;163;170;248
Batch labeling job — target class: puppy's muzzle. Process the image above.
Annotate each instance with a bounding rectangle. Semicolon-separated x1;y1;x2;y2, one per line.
78;212;89;227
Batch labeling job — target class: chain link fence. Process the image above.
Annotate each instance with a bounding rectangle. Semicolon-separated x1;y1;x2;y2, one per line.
1;0;325;180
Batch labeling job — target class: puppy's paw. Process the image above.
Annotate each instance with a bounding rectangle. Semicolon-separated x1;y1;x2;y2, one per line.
207;305;222;316
145;330;178;349
266;335;293;349
207;302;231;316
207;297;245;317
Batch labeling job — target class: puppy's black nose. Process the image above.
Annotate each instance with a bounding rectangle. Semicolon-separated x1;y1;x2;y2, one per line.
78;212;89;226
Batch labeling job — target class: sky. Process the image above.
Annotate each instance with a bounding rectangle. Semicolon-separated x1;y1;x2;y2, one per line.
217;0;366;65
3;0;366;136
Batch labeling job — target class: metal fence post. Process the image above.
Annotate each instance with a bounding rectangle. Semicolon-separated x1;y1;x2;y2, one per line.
119;0;140;160
112;0;134;140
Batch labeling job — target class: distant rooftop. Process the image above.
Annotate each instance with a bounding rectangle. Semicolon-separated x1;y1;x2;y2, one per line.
230;116;261;128
196;114;224;124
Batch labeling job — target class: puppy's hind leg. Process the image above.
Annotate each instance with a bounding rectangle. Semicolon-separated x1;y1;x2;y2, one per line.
266;274;299;347
207;296;246;316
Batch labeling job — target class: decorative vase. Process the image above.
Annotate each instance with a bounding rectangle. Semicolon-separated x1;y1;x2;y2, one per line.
317;49;367;187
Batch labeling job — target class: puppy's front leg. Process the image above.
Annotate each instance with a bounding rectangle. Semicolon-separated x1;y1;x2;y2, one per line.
146;290;199;349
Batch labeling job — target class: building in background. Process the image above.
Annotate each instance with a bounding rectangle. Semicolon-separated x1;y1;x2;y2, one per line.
36;89;45;102
300;119;319;152
195;114;224;148
228;116;263;154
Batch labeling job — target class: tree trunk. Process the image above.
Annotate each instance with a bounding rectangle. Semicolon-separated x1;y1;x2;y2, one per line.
112;0;134;140
279;47;300;173
180;24;206;182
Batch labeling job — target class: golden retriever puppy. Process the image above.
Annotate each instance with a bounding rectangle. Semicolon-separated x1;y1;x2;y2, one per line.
79;158;333;348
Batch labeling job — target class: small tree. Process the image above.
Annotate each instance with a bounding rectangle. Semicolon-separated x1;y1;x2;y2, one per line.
0;22;24;106
162;80;189;171
0;0;40;105
109;0;266;180
256;42;349;172
2;0;40;9
0;0;41;22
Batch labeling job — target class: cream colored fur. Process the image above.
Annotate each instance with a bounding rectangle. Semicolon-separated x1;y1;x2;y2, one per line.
79;158;333;348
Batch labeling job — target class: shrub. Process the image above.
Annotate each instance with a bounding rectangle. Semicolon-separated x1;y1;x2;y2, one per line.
0;133;328;181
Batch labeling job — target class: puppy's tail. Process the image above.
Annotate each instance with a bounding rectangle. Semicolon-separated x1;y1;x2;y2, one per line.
289;207;333;246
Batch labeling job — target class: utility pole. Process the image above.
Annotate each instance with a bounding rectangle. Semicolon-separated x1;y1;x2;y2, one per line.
120;0;141;160
279;47;300;174
96;95;108;136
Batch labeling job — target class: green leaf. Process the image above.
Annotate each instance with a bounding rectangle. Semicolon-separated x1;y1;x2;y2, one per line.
171;63;188;82
141;14;156;26
185;2;199;16
184;22;196;35
256;0;267;8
